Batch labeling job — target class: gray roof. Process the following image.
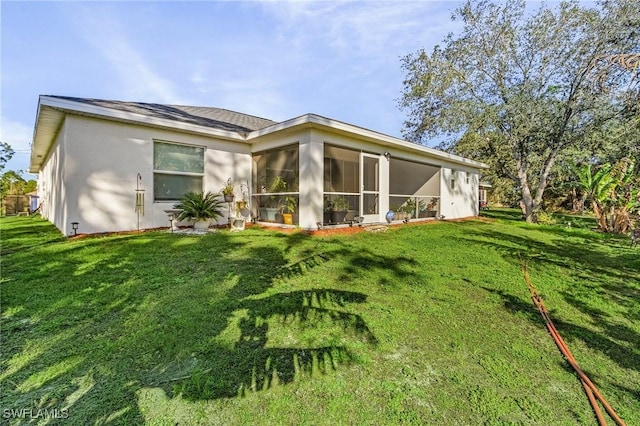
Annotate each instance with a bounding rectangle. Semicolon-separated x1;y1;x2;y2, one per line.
47;96;277;133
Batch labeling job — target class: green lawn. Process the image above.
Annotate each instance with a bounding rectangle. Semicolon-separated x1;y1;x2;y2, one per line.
1;212;638;425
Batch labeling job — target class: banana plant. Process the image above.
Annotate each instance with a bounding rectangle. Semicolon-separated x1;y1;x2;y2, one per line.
575;158;639;233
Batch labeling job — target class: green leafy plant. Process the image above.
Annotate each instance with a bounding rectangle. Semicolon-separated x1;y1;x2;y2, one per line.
174;192;225;222
399;199;415;213
282;196;297;214
330;197;349;211
268;176;287;193
221;178;235;196
576;158;639;233
536;211;557;225
235;200;247;212
426;197;439;210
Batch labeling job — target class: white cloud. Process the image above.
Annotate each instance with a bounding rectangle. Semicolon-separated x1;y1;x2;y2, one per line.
0;118;32;153
188;64;292;121
68;4;191;105
262;1;458;60
217;80;291;121
244;1;459;135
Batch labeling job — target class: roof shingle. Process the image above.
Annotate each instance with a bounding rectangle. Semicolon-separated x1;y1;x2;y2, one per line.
48;96;277;134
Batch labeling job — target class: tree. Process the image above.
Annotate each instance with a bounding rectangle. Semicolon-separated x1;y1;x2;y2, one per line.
0;170;26;196
399;0;639;222
588;53;640;89
0;170;36;197
0;142;14;172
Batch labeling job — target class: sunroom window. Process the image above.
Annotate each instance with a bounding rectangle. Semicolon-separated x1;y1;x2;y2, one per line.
153;141;204;201
252;144;299;224
323;144;360;224
389;158;440;220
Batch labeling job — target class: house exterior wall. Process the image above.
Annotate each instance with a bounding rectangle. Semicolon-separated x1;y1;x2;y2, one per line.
39;120;68;234
312;130;480;224
35;111;484;235
299;130;324;230
49;115;252;235
440;167;480;219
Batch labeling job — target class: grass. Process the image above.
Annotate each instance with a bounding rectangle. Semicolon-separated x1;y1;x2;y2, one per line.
1;211;639;425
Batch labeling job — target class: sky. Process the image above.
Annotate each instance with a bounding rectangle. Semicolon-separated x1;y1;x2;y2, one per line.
1;0;466;177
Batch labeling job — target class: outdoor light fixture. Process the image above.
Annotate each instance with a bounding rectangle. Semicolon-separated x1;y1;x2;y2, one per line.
71;222;79;236
383;151;390;160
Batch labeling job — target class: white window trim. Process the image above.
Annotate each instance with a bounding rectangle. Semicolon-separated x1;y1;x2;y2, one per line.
153;140;205;202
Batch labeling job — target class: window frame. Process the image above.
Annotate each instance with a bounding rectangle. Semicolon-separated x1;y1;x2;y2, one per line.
153;140;205;202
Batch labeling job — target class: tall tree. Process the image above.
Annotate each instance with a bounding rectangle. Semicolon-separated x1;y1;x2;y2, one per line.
0;170;26;196
399;0;639;222
0;142;14;172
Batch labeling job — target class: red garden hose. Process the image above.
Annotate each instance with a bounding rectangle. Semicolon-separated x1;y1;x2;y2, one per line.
521;261;626;426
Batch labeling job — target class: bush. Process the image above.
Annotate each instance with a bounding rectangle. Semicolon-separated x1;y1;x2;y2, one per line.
536;211;557;225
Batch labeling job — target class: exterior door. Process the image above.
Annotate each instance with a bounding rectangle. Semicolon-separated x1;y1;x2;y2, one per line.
360;153;379;222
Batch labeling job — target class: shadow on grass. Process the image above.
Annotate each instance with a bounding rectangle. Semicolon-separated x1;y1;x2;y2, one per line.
0;216;67;254
480;207;598;231
463;221;640;377
171;288;377;400
0;221;399;423
479;207;524;222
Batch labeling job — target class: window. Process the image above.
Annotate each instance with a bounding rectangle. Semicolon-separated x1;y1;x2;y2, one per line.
388;157;440;220
252;144;299;223
323;145;360;224
450;170;457;190
153;141;204;201
466;172;470;185
253;144;299;193
324;145;359;193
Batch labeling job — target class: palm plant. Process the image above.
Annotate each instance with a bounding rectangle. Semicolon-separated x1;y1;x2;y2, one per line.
575;159;639;233
174;192;225;223
576;163;615;231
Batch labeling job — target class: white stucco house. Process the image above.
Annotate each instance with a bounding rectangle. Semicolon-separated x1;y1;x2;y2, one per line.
29;95;488;235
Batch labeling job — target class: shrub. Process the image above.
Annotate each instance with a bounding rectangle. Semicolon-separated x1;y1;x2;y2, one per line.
174;192;225;222
536;211;557;225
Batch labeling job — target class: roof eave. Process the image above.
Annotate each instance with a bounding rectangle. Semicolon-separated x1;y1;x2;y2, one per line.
29;96;250;173
29;96;489;173
46;96;248;139
248;114;489;170
29;100;64;173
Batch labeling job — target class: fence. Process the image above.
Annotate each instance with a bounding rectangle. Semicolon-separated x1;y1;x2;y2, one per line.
2;195;31;216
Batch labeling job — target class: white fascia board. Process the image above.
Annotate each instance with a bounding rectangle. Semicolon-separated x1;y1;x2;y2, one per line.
38;96;248;142
248;113;489;170
29;101;64;173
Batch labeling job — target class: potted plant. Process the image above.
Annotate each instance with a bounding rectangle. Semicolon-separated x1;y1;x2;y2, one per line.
281;195;297;225
323;199;332;225
235;200;247;214
400;198;416;219
425;197;439;217
394;203;411;221
329;197;349;223
173;191;225;230
260;177;287;221
268;176;287;193
221;178;234;202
